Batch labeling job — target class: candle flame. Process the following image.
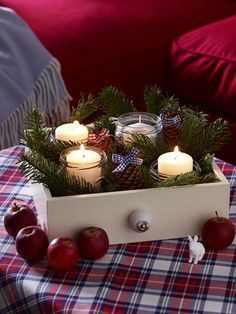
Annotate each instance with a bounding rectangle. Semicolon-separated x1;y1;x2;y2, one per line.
80;144;85;158
73;120;80;126
174;146;179;153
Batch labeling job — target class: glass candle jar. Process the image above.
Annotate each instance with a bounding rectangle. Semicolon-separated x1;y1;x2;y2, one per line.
60;145;107;189
150;158;200;181
115;112;162;142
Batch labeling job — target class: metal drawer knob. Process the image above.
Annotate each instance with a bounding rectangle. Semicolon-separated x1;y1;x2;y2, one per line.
129;210;152;232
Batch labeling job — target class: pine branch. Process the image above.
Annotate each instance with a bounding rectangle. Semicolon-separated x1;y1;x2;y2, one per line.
180;107;208;124
20;109;83;162
127;133;169;163
19;151;96;197
144;85;163;115
178;109;208;161
159;95;179;114
100;156;120;192
157;171;219;188
179;110;230;161
198;154;214;175
144;85;179;115
70;93;99;122
21;109;50;142
99;85;136;117
94;115;117;135
141;164;155;188
203;118;230;155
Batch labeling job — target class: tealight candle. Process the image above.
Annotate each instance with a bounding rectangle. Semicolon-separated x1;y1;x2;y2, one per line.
158;146;193;176
115;112;162;142
55;120;88;143
65;144;102;187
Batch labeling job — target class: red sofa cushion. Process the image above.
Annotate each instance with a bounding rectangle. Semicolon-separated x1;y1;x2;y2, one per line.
2;0;236;105
169;14;236;119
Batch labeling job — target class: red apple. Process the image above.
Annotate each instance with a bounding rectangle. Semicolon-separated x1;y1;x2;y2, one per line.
47;237;79;271
76;227;109;260
16;226;49;261
4;203;38;237
202;211;235;250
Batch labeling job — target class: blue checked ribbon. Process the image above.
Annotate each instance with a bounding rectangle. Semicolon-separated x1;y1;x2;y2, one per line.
160;113;182;128
112;147;143;173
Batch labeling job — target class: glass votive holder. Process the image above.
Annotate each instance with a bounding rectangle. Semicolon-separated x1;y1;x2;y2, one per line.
60;145;107;189
115;112;162;143
150;159;201;182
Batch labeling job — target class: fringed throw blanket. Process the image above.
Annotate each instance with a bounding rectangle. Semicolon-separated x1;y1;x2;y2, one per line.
0;7;72;149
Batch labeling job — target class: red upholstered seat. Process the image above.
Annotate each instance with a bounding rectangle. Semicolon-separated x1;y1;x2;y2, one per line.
1;0;236;106
168;15;236;164
169;14;236;119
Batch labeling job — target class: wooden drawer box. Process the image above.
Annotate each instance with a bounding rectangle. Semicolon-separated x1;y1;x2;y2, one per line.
32;163;230;245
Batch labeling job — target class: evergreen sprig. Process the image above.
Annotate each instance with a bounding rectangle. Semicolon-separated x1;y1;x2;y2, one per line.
179;110;230;161
157;171;219;188
20;109;83;162
19;151;95;197
101;156;120;192
203;118;230;155
198;154;214;175
144;85;163;114
94;115;117;135
141;164;156;188
22;109;50;142
144;85;179;115
99;85;136;116
70;93;99;122
127;133;169;163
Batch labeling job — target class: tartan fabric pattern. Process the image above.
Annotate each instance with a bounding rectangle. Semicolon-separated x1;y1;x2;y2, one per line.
0;146;235;313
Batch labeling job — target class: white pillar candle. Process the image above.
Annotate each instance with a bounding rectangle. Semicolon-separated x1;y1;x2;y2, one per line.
123;115;157;142
55;120;88;143
66;144;102;187
158;146;193;176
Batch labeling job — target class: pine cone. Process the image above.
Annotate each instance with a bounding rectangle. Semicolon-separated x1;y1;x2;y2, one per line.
160;112;182;147
89;136;115;154
114;164;145;190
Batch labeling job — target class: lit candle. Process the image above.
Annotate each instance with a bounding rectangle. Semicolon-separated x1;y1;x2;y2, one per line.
66;144;102;187
55;120;88;143
123;115;157;141
158;146;193;176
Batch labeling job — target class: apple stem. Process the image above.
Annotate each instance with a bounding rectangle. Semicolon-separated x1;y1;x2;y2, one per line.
14;203;18;208
215;211;219;220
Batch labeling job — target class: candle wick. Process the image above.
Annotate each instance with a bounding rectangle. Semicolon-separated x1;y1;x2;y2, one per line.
174;156;178;160
82;153;85;158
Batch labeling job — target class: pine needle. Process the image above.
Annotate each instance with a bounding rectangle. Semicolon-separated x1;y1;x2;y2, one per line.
127;133;169;162
70;93;99;122
94;115;117;135
157;171;219;188
144;85;179;115
99;85;136;116
19;151;96;196
179;110;230;161
144;85;163;114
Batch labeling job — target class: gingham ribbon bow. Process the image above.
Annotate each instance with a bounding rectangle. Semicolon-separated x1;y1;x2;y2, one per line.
160;113;182;128
112;147;143;173
88;128;110;144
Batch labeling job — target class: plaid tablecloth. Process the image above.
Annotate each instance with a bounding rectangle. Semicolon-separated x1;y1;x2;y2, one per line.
0;146;235;314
